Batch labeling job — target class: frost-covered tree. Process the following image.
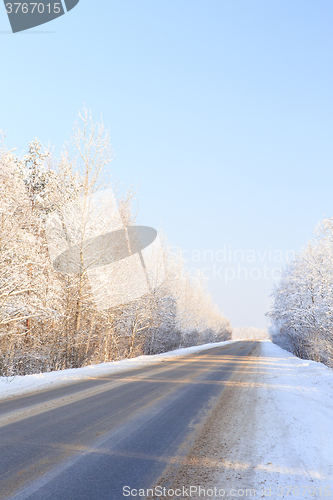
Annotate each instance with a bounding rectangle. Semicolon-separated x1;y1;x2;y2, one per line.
268;218;333;367
0;146;64;375
19;139;50;210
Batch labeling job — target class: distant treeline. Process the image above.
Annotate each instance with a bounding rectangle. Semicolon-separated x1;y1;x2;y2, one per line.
232;326;269;340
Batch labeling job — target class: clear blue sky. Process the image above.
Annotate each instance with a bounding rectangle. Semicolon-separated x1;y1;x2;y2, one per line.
1;1;333;328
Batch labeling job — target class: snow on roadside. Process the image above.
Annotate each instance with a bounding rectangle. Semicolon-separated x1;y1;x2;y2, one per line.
0;340;236;401
255;340;333;493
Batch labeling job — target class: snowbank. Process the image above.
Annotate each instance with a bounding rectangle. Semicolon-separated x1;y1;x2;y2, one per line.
254;340;333;491
0;340;236;401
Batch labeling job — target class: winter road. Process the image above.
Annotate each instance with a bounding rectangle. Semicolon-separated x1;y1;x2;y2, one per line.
0;341;257;500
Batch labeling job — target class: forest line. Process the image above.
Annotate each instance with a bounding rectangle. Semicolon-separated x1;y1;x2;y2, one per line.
0;110;231;376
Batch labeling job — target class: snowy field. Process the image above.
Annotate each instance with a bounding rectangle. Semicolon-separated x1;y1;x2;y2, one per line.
0;340;236;401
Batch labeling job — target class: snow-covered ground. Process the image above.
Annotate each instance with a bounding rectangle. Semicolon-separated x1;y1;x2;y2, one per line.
252;340;333;494
0;340;235;401
213;340;333;497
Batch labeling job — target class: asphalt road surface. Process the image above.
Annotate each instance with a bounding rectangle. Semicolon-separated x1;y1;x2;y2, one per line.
0;341;257;500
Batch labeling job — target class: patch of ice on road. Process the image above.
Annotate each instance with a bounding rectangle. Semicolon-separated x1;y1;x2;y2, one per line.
0;340;236;401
